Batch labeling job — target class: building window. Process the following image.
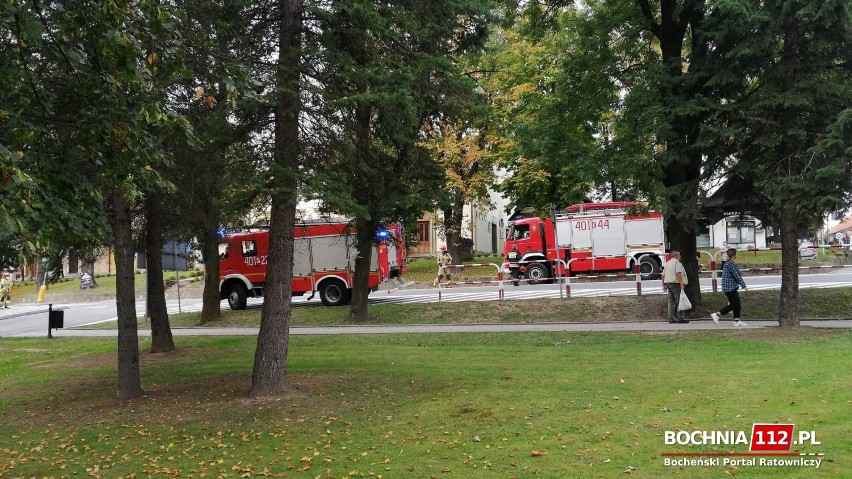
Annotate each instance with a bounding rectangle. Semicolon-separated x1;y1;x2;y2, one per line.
727;219;756;244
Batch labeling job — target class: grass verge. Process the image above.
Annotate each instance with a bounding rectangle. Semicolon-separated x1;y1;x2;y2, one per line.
0;330;849;478
90;288;852;330
10;271;204;301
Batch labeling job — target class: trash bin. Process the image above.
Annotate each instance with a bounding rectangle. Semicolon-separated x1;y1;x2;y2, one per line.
48;309;64;329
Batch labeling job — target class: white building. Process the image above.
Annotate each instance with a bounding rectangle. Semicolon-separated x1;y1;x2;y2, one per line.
707;215;768;249
410;187;509;257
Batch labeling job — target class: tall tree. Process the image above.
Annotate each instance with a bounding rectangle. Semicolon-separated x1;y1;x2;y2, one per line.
168;0;276;324
703;0;852;327
423;120;499;262
309;0;493;322
491;0;715;305
2;0;190;398
250;0;301;396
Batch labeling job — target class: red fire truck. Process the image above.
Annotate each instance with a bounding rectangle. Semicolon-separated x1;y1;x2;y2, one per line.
504;201;666;283
218;220;406;309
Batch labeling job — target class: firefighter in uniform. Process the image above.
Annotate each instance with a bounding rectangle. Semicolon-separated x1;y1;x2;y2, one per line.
506;245;521;286
435;245;453;285
0;275;12;308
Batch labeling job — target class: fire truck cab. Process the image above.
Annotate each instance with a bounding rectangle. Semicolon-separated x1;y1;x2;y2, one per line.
218;220;405;309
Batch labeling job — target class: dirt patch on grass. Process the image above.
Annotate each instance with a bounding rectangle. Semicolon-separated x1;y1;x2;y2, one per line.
1;377;332;433
407;296;668;323
1;352;347;431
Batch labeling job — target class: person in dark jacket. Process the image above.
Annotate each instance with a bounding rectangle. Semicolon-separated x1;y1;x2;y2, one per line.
711;248;748;327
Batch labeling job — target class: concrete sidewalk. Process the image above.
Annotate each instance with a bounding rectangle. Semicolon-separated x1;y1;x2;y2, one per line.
11;319;852;338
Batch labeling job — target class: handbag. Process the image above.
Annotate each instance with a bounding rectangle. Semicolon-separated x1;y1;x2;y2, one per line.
678;289;692;311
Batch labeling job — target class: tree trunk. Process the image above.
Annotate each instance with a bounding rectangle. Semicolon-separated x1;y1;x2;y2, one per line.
112;190;144;400
35;260;48;294
778;203;800;327
442;203;464;264
638;0;706;309
80;258;99;286
145;196;175;353
442;206;455;257
667;211;701;309
250;0;301;397
200;214;222;323
349;226;374;323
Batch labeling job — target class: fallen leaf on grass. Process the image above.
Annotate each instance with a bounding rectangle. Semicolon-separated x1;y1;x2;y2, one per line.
530;450;547;457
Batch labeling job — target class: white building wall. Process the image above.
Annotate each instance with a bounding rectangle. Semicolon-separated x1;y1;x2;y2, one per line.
434;188;509;255
710;216;767;249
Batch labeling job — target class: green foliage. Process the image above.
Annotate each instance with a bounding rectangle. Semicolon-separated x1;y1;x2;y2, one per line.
703;0;852;227
305;0;494;228
485;1;706;216
0;0;191;266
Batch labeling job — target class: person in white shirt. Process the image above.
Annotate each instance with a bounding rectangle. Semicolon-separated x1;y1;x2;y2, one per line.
662;250;689;323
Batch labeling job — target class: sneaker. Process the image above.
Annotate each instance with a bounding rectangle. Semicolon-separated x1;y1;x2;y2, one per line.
710;313;720;325
734;320;747;327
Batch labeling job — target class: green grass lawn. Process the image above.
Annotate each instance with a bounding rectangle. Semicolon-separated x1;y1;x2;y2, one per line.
9;270;204;301
0;330;849;478
697;248;841;267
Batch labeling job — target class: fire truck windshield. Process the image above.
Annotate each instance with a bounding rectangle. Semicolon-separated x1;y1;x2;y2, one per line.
510;224;530;240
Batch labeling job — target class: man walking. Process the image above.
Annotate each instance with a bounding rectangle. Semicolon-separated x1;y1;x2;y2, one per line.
711;248;748;326
662;250;689;323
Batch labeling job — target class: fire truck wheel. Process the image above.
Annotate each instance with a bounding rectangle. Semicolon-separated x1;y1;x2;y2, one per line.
227;283;248;310
319;278;350;306
524;263;549;284
639;256;661;280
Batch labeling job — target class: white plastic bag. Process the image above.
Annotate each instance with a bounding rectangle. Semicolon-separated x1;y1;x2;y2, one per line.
678;289;692;311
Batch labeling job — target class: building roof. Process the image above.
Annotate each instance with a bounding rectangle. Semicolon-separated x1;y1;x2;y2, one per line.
829;217;852;234
701;174;773;225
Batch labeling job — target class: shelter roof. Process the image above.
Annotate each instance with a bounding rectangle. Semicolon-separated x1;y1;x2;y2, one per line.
702;174;773;224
